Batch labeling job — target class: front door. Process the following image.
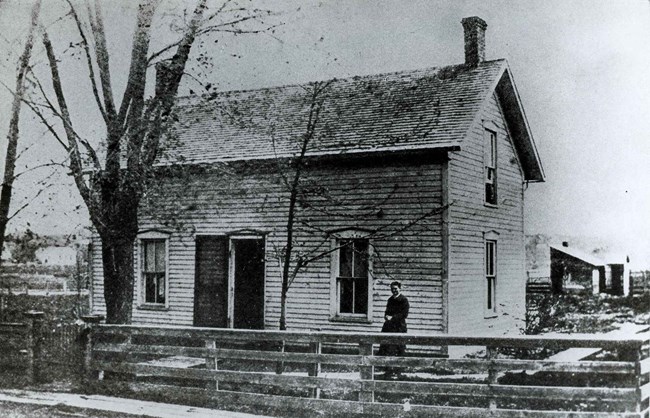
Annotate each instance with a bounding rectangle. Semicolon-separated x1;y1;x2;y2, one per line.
193;236;229;327
231;238;265;329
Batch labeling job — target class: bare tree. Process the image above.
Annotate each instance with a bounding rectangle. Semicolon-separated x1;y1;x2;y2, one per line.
31;0;275;323
0;0;42;265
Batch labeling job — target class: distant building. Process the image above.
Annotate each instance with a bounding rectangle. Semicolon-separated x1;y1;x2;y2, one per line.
526;236;631;296
35;246;77;266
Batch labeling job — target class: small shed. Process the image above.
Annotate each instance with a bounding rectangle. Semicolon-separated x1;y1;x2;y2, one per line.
549;243;604;294
526;238;631;296
598;253;631;296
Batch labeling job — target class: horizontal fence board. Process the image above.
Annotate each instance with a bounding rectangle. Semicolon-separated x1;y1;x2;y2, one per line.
94;343;636;374
94;325;648;350
641;381;650;402
369;380;635;402
94;361;361;392
641;357;650;375
93;359;635;403
94;324;650;358
0;323;28;335
109;381;643;418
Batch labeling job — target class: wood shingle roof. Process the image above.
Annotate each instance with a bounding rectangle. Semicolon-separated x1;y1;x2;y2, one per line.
158;58;544;181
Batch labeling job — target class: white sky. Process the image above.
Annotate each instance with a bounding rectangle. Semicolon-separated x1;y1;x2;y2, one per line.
0;0;649;264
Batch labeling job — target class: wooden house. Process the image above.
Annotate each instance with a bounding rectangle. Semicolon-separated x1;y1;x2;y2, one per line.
526;238;631;296
90;17;545;337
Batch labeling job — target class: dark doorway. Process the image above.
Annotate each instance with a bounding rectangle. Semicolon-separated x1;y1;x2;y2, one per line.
610;264;624;296
232;239;265;329
193;236;228;327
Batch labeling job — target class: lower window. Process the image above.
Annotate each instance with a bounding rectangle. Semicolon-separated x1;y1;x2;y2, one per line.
142;239;167;305
336;238;369;315
485;240;497;314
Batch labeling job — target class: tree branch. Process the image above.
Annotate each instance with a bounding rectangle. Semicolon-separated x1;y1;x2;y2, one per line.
116;0;160;132
139;0;208;169
6;182;54;223
65;0;107;123
42;28;94;211
89;0;117;121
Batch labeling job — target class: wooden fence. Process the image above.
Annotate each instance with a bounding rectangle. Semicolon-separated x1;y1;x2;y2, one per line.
85;324;650;417
40;321;85;369
631;271;650;297
0;311;44;384
0;311;86;385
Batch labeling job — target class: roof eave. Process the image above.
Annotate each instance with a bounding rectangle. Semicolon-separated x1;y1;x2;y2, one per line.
156;143;461;167
495;65;546;182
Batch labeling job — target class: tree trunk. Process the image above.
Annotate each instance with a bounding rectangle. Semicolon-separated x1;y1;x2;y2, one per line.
0;0;42;266
101;235;136;324
279;286;288;330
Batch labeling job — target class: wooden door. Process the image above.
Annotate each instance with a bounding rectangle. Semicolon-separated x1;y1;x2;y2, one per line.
193;236;228;327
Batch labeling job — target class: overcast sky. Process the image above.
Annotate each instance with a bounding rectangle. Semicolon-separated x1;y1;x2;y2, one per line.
0;0;649;265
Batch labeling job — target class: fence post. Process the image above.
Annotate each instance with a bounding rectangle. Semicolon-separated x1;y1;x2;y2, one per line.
80;314;103;385
308;341;321;399
24;311;45;385
358;342;374;402
486;345;498;411
618;343;645;414
205;338;218;390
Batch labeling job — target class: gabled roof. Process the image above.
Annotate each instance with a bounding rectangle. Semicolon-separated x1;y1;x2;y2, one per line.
550;244;605;267
159;59;544;182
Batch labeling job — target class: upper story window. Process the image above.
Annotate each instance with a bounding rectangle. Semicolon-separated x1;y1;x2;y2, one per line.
138;231;170;308
484;128;497;205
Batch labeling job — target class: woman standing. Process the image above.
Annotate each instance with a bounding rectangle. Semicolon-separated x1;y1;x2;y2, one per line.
378;281;409;378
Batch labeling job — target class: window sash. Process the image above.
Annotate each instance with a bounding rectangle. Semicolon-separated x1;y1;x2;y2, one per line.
337;238;369;315
142;239;167;305
484;129;497;204
485;240;497;312
337;276;368;314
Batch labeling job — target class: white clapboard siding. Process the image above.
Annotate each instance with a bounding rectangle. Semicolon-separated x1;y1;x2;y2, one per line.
447;93;526;335
91;158;445;333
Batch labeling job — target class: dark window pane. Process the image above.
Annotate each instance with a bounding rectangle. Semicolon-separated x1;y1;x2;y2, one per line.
354;278;368;314
352;240;368;277
145;273;156;303
145;242;155;272
486;182;496;205
157;274;165;304
339;277;353;313
486;242;494;275
487;278;493;309
155;241;166;272
339;241;352;277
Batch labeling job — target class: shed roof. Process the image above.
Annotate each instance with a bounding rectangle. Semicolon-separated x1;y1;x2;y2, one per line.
159;59;544;181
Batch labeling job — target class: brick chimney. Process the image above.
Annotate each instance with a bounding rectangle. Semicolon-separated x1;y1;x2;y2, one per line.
461;16;488;67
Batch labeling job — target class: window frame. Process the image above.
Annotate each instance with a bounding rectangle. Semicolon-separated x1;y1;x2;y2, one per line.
137;231;170;310
329;231;373;323
484;127;498;206
484;232;498;318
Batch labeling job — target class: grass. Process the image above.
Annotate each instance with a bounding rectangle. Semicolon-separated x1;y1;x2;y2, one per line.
0;401;144;418
526;292;650;335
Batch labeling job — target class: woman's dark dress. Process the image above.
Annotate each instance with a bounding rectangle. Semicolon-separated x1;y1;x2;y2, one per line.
378;294;409;356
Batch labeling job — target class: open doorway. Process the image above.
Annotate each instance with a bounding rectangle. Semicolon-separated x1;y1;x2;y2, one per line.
230;238;265;329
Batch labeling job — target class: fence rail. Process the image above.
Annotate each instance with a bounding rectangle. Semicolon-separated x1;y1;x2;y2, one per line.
87;324;650;417
631;271;650;296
